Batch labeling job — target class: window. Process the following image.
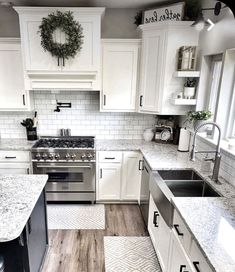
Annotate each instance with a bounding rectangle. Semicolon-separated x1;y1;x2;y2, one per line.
206;51;235;140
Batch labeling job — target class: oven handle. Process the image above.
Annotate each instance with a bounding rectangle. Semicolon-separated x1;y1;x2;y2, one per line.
35;165;92;169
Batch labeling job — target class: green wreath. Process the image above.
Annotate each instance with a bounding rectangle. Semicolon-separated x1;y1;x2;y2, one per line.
39;11;84;61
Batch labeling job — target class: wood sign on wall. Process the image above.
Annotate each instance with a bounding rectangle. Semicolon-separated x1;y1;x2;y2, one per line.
144;2;185;24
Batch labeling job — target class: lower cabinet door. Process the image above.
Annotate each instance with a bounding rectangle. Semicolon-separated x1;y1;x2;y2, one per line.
121;151;142;200
0;163;31;174
98;163;121;200
148;194;170;272
168;231;194;272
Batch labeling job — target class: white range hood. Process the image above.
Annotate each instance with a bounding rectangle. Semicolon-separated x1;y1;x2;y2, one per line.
14;7;105;90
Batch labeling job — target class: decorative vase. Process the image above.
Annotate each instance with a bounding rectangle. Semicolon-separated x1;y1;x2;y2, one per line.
184;87;195;99
143;128;154;142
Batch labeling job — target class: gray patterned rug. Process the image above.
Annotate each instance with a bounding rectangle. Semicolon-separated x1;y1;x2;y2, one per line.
104;236;162;272
47;204;105;230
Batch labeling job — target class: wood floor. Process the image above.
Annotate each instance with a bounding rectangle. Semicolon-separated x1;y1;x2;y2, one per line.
42;204;148;272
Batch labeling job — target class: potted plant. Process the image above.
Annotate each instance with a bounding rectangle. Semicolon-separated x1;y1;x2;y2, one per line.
184;78;197;99
187;110;212;130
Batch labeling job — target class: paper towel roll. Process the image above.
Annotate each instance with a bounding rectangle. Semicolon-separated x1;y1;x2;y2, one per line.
178;128;190;152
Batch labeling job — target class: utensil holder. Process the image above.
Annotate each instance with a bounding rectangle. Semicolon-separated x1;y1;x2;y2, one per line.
26;127;37;141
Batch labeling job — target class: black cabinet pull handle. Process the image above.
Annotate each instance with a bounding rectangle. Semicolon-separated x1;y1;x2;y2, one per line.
193;262;200;272
27;168;30;174
100;169;102;179
174;224;184;236
5;156;16;159
138;160;144;170
140;95;143;107
22;94;25;105
104;94;106;106
180;265;188;272
104;157;115;160
57;57;60;66
153;211;159;227
62;57;65;66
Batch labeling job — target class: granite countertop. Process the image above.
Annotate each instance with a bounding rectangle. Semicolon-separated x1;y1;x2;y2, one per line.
0;138;35;151
0;175;48;242
96;139;235;272
172;198;235;272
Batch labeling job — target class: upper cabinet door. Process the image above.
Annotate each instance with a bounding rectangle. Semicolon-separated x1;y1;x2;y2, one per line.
101;40;140;112
0;39;27;110
139;29;165;114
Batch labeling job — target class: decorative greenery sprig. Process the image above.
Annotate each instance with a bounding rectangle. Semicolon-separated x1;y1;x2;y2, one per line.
184;78;197;87
187;110;212;121
39;11;84;60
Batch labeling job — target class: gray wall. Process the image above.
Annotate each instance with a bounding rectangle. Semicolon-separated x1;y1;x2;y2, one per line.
0;7;140;38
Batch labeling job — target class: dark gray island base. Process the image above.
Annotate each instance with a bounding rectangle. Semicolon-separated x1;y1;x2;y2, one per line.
0;175;48;272
0;190;48;272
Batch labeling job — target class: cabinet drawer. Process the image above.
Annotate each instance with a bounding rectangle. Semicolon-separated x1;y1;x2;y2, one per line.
189;240;213;272
98;151;122;163
0;151;30;162
173;210;192;254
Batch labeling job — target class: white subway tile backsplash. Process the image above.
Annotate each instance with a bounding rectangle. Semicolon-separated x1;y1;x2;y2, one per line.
0;91;156;140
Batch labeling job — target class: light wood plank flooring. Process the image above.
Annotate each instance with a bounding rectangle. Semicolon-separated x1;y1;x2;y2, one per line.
42;204;148;272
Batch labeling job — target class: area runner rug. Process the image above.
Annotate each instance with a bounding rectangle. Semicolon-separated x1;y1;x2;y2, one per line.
47;204;105;230
104;236;162;272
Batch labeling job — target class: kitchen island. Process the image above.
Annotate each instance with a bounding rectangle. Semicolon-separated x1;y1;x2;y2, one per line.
0;174;48;272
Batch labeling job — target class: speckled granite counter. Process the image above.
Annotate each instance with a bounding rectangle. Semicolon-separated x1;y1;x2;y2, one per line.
96;139;235;271
172;198;235;272
0;175;48;242
0;138;35;151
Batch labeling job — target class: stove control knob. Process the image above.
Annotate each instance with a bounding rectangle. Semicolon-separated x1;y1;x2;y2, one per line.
42;153;48;160
81;154;86;161
54;153;60;160
71;154;76;160
87;154;93;161
48;153;54;160
65;154;71;160
35;154;41;160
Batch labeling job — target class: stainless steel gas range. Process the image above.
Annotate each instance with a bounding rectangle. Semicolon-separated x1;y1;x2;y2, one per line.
32;136;96;203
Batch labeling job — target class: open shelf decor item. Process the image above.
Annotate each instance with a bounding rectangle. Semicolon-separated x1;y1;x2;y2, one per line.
39;10;84;66
177;46;198;71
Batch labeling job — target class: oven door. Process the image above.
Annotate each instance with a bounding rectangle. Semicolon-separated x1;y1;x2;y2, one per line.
33;162;95;193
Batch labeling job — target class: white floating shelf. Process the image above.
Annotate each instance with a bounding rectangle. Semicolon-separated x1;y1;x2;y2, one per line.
171;99;197;105
174;71;201;77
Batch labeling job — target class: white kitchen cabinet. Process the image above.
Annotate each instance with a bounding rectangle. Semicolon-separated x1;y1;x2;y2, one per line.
0;150;32;174
14;7;105;90
148;194;171;272
168;231;195;272
97;163;121;200
101;39;140;112
138;21;199;115
121;151;142;200
0;38;30;111
96;151;142;202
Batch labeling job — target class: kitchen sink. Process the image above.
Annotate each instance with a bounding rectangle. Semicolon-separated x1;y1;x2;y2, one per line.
150;170;221;227
158;169;203;181
165;180;220;197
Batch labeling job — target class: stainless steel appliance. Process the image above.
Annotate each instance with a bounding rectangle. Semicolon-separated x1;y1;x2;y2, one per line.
139;158;151;225
32;136;96;203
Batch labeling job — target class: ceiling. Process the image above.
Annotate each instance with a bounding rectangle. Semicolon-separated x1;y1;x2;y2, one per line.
0;0;177;9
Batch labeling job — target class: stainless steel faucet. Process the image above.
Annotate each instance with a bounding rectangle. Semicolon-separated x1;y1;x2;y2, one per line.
190;122;222;184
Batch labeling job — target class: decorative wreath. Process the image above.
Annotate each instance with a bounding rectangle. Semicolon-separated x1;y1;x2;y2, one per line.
39;11;84;60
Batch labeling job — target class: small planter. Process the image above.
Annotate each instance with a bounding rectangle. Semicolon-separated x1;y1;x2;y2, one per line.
194;120;208;131
184;87;195;99
26;127;37;141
